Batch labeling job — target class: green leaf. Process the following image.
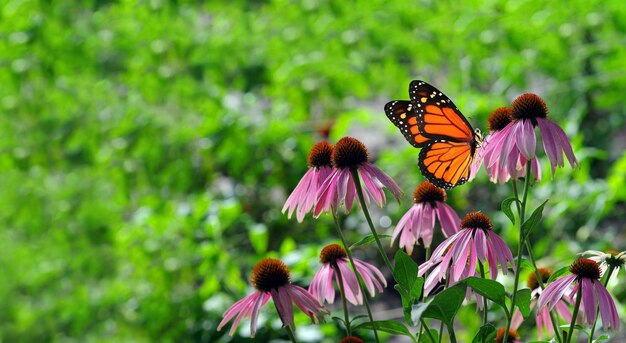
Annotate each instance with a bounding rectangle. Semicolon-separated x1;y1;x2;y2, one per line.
593;335;610;342
521;199;549;239
472;323;496;343
331;316;346;326
515;288;532;318
349;234;391;250
392;250;418;292
422;284;465;326
353;320;414;339
459;277;507;308
547;266;570;284
519;258;534;271
421;328;439;343
560;324;590;336
395;284;413;324
501;196;519;224
349;314;368;324
411;298;433;326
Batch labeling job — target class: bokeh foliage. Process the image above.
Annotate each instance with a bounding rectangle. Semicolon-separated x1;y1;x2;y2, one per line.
1;0;625;341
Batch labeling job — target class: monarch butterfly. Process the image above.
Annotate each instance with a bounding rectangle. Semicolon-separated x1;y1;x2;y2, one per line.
385;80;482;189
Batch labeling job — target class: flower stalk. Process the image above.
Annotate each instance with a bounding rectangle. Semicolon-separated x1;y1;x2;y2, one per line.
350;168;394;273
332;211;380;343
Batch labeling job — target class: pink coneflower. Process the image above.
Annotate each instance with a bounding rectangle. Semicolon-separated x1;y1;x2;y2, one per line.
511;268;572;339
477;107;541;183
282;142;334;222
418;212;515;296
217;258;328;337
581;249;626;275
481;94;577;178
495;328;522;343
314;137;402;216
309;244;386;305
390;181;460;254
537;258;619;331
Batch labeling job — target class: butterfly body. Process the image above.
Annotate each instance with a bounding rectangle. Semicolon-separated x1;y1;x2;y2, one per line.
385;80;481;189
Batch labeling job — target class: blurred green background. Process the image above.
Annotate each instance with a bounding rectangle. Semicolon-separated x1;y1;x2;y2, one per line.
1;0;625;342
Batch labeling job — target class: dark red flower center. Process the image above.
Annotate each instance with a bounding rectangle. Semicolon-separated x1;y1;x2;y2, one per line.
461;212;492;231
413;181;446;205
488;107;512;132
307;142;334;168
511;93;548;123
251;258;291;292
332;137;368;169
570;258;601;280
340;336;365;343
495;328;520;343
527;268;552;290
320;244;347;264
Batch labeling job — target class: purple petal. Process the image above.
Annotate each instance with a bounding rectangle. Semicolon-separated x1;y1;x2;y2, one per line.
516;119;537;159
359;166;386;207
581;278;597;325
436;203;461;237
314;169;340;217
537;275;576;311
272;287;295;329
362;163;403;202
595;280;620;330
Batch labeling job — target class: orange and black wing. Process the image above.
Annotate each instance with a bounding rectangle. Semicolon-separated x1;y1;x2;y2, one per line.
384;100;429;148
418;140;474;189
409;80;478;189
409;80;474;144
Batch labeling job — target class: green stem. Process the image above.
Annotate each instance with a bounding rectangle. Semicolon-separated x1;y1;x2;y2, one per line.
420;318;436;343
504;163;532;343
350;168;394;273
566;282;584;343
525;239;563;342
588;266;616;342
437;321;444;343
513;179;563;343
334;264;352;336
478;262;488;324
285;325;298;343
332;211;380;343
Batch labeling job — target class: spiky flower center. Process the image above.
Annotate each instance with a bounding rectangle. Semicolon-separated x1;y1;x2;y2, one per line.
320;244;348;264
307;141;334;168
332;137;368;169
511;93;548;123
488;107;512;132
461;212;492;231
413;181;446;205
527;268;552;290
251;258;291;292
495;328;520;343
340;336;365;343
570;258;601;280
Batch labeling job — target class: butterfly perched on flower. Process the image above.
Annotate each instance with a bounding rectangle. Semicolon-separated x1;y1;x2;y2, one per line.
385;80;482;189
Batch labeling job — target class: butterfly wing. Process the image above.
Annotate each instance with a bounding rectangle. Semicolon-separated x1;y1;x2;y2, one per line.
384;100;429;148
418;141;473;189
409;80;477;189
409;80;474;143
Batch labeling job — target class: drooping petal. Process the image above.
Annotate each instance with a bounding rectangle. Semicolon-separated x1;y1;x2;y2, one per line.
537;274;576;311
359;165;386;207
581;278;597;325
314;169;340;216
272;287;295;329
435;203;460;237
362;163;403;202
286;285;327;323
515;119;537;159
594;280;620;330
218;291;265;336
